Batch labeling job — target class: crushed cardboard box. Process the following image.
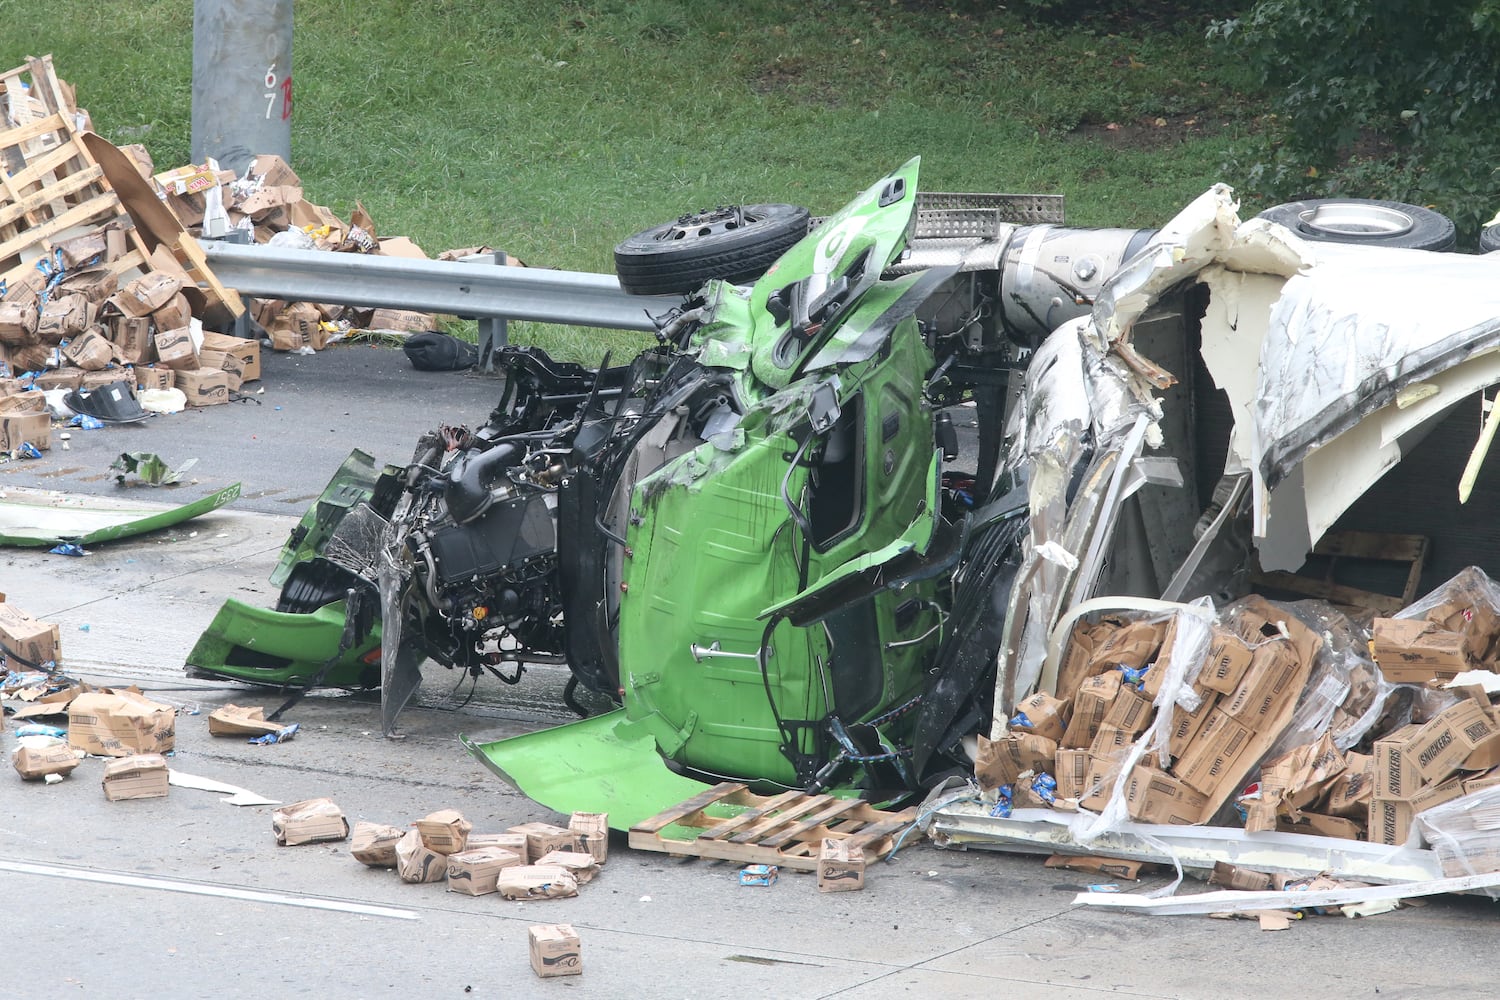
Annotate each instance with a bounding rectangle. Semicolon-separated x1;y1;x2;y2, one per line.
272;798;349;846
68;689;175;757
533;850;600;885
394;829;447;883
207;703;288;738
415;809;473;855
496;865;579;901
13;741;83;781
568;811;609;864
350;821;406;868
446;847;524;895
507;822;585;860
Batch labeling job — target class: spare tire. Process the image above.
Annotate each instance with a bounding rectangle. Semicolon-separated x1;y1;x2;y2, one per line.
1481;223;1500;254
1256;198;1456;252
614;203;810;296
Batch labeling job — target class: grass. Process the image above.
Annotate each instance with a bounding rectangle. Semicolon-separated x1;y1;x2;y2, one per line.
2;0;1264;362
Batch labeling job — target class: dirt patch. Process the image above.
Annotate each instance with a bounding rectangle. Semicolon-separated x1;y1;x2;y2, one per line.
1067;112;1230;151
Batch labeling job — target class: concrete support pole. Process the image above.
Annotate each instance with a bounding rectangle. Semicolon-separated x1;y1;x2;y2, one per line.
190;0;294;176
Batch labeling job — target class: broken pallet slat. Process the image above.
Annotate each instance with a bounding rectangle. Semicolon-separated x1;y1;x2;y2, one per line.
628;782;922;872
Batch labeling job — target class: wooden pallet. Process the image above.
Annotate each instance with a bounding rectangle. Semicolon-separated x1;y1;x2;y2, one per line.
1253;529;1430;620
0;55;240;318
628;782;921;871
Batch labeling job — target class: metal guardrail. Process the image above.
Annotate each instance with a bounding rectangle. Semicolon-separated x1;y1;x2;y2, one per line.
199;242;682;367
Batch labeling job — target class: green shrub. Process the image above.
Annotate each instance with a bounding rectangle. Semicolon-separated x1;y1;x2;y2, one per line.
1211;0;1500;242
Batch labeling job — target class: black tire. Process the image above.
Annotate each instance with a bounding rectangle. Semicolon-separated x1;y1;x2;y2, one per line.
1256;198;1456;252
614;203;810;295
1481;223;1500;254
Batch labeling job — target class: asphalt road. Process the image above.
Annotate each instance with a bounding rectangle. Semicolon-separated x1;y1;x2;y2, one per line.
5;342;1500;997
3;341;507;513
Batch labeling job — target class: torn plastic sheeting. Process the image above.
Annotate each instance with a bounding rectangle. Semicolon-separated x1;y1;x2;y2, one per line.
928;802;1444;885
1071;869;1500;916
112;452;198;486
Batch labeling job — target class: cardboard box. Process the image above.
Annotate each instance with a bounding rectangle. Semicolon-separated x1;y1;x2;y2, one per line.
1369;797;1415;846
198;348;246;391
1173;708;1256;797
1044;854;1153;881
507;822;585;860
1087;619;1166;675
1410;774;1467;814
497;865;579;901
445;846;524;895
36;294;89;342
62;326;112;371
206;703;287;738
817;838;866;892
1198;628;1256;694
1275;812;1364;840
1208;861;1273;891
1373;723;1425;799
1061;671;1121;748
1079;755;1121;813
394;829;447;883
0;390;44;414
154;326;198;371
102;753;169;801
0;602;61;667
114;272;183;317
1247;731;1347;832
1324;751;1374;818
1054;748;1092;800
268;302;323;351
151;292;191;333
466;832;530;863
133;365;175;391
528;924;582;979
8;342;54;373
1123;764;1211;825
13;742;82;780
1463;768;1500;796
975;732;1058;791
109;316;155;365
1371;617;1467;682
1101;685;1154;735
175;367;230;407
271;798;349;846
1088;724;1138;760
568;812;609;864
1404;701;1500;785
367;308;435;333
350;821;406;868
1221;641;1303;724
534;850;600;885
1010;690;1069;743
0;301;38;345
1167;685;1218;760
68;690;175;757
58;267;118;305
200;331;260;383
415;809;473;855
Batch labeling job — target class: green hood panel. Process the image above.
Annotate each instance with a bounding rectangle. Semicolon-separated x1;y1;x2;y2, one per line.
463;711;710;830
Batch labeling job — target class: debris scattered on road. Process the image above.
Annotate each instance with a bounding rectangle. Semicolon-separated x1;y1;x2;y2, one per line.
739;864;779;887
349;821;405;868
271;797;349;846
817;839;865;893
528;924;582;979
445;847;524;896
166;769;279;807
206;703;290;738
101;753;169;801
12;734;83;781
111;452;197;487
496;865;578;901
568;811;609;863
394;828;446;884
67;688;175;757
415;809;473;855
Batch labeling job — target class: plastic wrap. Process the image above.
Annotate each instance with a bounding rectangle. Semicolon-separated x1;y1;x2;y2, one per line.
1417;784;1500;897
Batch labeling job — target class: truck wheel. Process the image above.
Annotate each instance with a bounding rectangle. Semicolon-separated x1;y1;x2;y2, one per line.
614;203;810;295
1256;198;1456;251
1481;224;1500;254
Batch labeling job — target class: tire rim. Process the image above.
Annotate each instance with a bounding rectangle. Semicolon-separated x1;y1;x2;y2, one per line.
1298;203;1414;238
658;206;759;242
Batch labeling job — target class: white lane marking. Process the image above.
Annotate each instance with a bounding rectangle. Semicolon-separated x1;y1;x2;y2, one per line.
0;859;419;920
